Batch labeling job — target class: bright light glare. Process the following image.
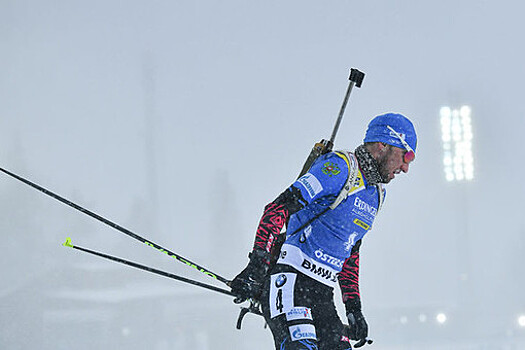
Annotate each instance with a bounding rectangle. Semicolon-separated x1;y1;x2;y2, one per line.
440;105;474;181
440;106;451;117
518;315;525;327
460;105;471;117
436;313;447;324
122;327;131;336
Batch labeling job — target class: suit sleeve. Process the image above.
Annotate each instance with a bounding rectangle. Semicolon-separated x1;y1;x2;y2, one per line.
338;239;362;310
251;186;307;260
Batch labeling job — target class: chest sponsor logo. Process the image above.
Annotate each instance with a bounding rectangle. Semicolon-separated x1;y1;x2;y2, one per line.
289;324;317;341
314;249;344;268
299;225;312;243
286;307;313;321
353;197;377;217
344;233;358;251
297;173;323;199
353;218;370;230
301;259;338;283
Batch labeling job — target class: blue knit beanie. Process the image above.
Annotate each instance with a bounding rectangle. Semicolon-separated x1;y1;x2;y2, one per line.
363;113;417;152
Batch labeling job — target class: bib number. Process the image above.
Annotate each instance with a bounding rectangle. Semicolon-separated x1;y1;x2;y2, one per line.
269;272;296;318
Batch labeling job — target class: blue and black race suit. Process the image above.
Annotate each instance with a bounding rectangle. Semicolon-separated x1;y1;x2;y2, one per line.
250;151;385;349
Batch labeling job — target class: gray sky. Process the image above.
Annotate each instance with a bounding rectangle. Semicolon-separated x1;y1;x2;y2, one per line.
2;1;525;349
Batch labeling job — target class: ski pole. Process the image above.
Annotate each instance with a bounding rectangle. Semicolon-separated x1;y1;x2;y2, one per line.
62;237;234;297
63;235;373;339
63;237;265;328
298;68;365;178
0;166;230;285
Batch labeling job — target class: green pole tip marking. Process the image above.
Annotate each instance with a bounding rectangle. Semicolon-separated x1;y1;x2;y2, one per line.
63;237;73;248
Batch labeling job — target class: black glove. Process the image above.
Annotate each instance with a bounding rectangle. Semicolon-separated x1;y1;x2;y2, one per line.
346;305;370;348
230;250;269;303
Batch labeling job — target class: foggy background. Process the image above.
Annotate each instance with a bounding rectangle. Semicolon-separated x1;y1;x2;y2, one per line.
1;1;524;349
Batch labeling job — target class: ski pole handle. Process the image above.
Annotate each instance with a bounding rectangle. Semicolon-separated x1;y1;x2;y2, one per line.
328;68;365;146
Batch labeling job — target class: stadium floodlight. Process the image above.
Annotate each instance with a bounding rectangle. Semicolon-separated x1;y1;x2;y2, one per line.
440;106;474;181
518;315;525;327
400;316;408;325
436;313;447;324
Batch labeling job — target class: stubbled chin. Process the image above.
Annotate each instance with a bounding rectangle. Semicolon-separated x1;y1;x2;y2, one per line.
382;175;393;184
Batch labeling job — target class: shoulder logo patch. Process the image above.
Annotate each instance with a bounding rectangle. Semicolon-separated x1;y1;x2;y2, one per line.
297;173;323;199
321;162;341;177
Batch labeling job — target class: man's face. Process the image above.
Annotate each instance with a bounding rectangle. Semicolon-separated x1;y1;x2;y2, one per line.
376;145;412;183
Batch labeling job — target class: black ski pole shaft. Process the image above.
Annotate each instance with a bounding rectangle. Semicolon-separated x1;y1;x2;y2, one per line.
328;68;365;146
62;237;234;297
0;166;230;285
